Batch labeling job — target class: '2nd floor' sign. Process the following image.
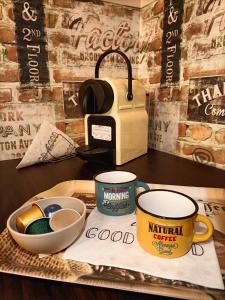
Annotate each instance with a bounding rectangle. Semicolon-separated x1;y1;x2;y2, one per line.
13;0;49;86
160;0;184;86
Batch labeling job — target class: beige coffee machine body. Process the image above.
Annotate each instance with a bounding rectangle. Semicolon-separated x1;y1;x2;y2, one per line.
76;50;148;165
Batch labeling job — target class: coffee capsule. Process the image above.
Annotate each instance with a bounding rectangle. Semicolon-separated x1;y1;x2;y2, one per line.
49;208;81;232
25;217;53;234
44;204;62;217
16;203;44;233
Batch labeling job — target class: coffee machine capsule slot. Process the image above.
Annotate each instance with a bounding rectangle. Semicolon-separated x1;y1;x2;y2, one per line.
76;49;148;165
79;79;114;115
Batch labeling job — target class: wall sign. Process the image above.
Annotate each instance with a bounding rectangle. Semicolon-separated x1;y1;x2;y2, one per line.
0;104;55;161
13;0;49;86
148;102;180;152
160;0;184;86
190;0;225;60
188;76;225;125
58;2;142;74
63;82;82;119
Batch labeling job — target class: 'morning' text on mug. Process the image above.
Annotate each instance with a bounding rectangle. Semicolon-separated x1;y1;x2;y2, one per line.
103;191;129;201
102;188;130;212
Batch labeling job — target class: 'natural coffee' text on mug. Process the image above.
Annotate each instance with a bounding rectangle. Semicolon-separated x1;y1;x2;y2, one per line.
149;222;183;237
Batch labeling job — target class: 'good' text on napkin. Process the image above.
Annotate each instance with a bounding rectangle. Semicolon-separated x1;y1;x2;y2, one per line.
86;224;135;244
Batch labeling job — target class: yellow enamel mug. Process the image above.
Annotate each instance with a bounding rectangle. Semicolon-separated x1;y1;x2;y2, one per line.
136;189;214;258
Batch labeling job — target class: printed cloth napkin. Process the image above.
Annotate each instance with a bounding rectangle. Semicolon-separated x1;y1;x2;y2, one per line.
16;121;78;169
63;205;224;290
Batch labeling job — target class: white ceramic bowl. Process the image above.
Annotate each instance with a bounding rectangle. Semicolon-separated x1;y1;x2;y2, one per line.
7;196;86;254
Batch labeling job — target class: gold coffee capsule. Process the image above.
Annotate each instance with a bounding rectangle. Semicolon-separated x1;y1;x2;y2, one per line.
16;203;44;233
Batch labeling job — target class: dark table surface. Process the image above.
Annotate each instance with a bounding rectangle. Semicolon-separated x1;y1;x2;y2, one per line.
1;149;225;300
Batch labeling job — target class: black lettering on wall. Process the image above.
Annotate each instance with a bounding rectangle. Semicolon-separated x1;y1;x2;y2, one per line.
160;0;184;86
13;0;49;86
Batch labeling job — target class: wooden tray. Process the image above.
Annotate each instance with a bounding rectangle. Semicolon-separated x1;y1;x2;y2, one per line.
0;180;224;300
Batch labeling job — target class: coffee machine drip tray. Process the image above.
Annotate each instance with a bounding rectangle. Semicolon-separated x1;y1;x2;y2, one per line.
76;145;114;164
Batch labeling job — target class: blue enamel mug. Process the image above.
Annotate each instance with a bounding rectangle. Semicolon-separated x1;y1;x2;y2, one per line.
94;171;150;216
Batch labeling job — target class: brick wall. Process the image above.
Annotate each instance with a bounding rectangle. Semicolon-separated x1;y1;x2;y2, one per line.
140;0;225;171
1;0;225;172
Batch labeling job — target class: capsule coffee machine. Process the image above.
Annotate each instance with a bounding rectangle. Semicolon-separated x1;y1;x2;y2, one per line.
76;49;148;165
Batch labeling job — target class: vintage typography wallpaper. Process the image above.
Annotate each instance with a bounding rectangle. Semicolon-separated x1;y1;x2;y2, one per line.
0;0;225;170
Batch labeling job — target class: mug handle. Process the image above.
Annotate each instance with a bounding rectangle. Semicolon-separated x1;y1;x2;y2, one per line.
192;214;214;243
136;181;150;192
